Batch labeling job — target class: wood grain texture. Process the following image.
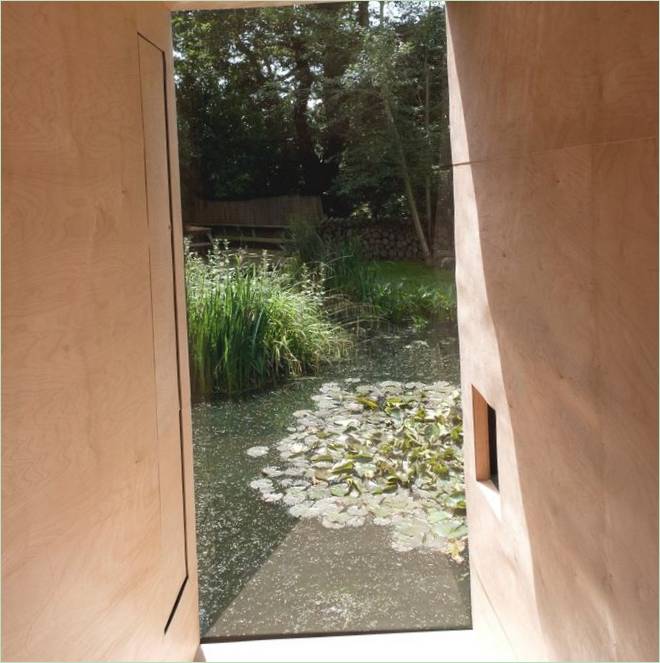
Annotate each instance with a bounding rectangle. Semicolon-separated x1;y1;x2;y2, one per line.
448;2;658;165
138;33;188;625
2;3;198;660
447;2;658;660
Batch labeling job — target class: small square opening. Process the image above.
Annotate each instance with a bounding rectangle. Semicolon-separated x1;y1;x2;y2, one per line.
472;386;499;490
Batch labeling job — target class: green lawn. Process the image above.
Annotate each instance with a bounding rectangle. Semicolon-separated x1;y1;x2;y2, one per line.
370;260;455;291
367;260;457;324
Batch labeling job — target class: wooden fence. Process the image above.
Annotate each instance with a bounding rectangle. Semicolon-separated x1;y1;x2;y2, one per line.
192;195;323;228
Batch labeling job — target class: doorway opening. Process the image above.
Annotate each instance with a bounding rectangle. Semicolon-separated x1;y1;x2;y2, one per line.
172;0;470;642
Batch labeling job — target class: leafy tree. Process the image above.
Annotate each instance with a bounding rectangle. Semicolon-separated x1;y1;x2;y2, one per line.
172;1;451;255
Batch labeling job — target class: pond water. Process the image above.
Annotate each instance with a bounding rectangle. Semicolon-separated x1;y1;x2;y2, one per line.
192;323;470;639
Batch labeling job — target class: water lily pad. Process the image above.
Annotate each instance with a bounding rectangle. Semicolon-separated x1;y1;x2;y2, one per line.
261;492;283;503
312;453;334;463
426;509;451;524
394;519;429;541
346;505;368;517
246;446;269;458
250;478;274;492
431;519;456;538
261;466;283;477
321;510;351;529
284;466;306;476
313;497;343;515
303;484;325;498
288;501;313;517
282;486;307;505
250;379;467;563
283;493;306;507
448;523;468;539
356;395;379;410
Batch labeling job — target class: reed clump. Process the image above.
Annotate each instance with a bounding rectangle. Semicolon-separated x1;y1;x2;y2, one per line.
185;240;351;399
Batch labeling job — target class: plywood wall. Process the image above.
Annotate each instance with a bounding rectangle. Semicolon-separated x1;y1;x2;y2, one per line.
2;3;199;660
446;2;658;660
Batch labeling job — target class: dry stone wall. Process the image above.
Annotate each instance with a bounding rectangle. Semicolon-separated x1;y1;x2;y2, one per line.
320;218;424;261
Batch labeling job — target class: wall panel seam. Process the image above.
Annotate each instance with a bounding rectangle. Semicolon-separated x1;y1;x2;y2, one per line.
450;134;658;169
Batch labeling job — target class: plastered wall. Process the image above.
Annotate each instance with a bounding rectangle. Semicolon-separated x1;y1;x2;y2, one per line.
446;2;658;660
2;3;199;660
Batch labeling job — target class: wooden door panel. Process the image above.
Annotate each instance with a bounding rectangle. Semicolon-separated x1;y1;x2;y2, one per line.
138;35;188;625
2;5;198;659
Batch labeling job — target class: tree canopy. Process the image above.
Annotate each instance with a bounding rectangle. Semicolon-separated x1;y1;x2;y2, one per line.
173;1;451;253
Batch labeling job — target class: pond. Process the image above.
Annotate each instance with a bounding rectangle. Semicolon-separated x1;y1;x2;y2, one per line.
192;322;471;639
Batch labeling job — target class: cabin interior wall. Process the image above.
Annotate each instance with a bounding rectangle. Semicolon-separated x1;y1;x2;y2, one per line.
446;2;658;660
3;1;658;661
2;2;199;660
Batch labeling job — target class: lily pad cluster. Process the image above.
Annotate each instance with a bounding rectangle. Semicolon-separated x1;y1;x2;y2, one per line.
248;379;468;563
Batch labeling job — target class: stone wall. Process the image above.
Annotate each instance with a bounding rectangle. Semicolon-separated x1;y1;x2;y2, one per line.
320;218;424;261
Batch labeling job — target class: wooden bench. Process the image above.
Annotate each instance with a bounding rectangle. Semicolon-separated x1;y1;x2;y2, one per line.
183;224;214;251
186;222;288;250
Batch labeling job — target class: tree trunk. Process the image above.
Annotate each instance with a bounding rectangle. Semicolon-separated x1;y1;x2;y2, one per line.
382;92;431;261
423;47;433;239
291;33;324;195
357;1;369;28
425;175;433;240
319;3;352;213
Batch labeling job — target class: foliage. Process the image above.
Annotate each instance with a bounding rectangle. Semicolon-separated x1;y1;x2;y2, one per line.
284;219;456;325
284;219;380;318
336;4;450;257
368;260;456;324
172;4;364;212
284;215;327;264
185;240;350;398
321;238;378;303
172;2;452;251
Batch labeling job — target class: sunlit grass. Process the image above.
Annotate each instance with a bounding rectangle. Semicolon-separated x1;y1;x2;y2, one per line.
368;260;457;325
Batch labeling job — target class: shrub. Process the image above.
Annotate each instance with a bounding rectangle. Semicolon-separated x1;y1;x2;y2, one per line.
185;240;350;399
284;215;326;264
370;280;457;325
323;238;377;302
285;218;457;326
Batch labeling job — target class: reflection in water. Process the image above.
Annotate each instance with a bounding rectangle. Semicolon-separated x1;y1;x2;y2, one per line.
192;323;469;637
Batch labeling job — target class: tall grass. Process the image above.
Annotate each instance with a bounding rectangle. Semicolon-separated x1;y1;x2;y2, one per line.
185;241;350;399
285;218;456;326
285;216;378;300
369;279;456;325
285;219;382;327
